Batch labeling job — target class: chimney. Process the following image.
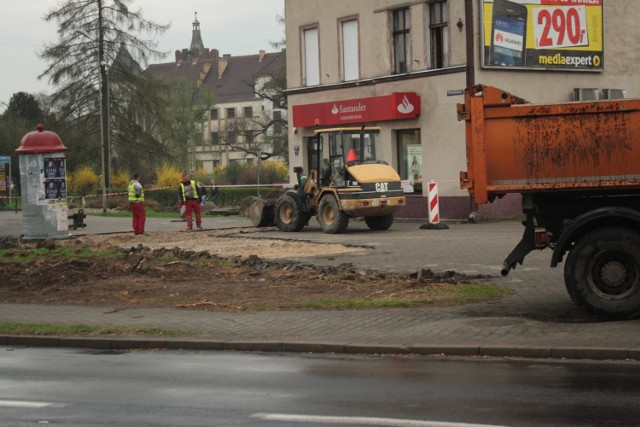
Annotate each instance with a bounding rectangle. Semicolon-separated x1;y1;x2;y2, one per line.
218;58;228;78
259;50;265;62
197;62;212;87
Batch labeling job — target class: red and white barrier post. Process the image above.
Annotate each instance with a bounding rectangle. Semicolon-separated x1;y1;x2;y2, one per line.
428;181;440;224
420;180;449;229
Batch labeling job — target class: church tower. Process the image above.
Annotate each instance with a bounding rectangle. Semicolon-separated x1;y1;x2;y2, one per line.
174;12;219;62
190;12;205;55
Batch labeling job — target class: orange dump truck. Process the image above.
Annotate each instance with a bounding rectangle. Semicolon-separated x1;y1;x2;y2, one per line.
457;84;640;320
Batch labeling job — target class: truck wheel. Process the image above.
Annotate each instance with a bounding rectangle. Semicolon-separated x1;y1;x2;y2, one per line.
365;214;394;231
274;194;307;232
317;195;349;234
564;227;640;320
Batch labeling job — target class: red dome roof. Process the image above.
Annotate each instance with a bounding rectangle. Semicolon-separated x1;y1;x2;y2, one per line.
16;124;68;154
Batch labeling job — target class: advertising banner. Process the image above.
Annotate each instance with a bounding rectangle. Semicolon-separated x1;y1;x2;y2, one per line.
482;0;604;71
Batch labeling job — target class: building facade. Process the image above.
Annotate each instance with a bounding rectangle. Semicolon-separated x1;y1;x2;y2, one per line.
146;15;287;173
284;0;639;220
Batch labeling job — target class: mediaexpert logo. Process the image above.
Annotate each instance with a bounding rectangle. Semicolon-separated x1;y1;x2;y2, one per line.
397;95;414;114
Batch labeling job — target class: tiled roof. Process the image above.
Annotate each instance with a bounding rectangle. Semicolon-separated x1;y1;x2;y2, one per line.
145;50;285;104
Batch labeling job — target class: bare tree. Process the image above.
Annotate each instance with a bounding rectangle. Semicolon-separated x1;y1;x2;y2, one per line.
221;53;288;164
39;0;170;183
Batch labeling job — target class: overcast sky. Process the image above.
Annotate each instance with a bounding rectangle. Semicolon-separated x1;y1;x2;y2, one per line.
0;0;285;112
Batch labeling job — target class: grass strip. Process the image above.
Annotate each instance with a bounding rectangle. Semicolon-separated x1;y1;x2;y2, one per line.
0;322;194;337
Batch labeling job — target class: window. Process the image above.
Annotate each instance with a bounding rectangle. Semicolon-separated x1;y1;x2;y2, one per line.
246;132;254;144
341;19;359;81
211;132;220;145
429;0;449;69
396;129;422;183
228;132;237;145
244;106;253;117
226;108;235;119
303;27;320;86
210;108;218;120
392;9;411;74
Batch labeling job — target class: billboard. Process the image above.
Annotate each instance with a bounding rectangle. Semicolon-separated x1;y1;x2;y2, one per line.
482;0;604;71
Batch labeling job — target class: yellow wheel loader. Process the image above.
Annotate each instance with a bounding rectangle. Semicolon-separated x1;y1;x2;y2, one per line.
275;127;405;234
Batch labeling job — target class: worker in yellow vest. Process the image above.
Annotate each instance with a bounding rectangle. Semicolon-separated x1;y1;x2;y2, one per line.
128;173;146;235
179;173;203;231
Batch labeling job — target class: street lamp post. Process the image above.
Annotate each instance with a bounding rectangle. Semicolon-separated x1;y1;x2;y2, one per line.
257;152;270;197
98;61;108;212
99;60;109;212
75;29;108;212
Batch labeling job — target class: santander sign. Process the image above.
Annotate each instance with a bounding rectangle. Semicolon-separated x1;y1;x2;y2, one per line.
293;92;420;127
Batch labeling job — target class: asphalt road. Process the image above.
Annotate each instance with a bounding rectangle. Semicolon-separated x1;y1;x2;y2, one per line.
3;347;640;426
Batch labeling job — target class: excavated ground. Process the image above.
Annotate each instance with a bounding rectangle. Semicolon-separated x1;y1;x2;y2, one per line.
0;229;493;311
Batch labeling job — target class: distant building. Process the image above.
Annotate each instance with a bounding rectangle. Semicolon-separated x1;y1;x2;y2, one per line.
145;13;286;172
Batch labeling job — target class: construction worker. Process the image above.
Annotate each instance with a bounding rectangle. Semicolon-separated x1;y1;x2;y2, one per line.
128;173;146;235
179;173;203;231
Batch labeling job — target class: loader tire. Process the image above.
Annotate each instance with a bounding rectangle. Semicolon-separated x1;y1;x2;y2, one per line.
317;195;349;234
365;214;394;231
275;194;307;232
564;227;640;320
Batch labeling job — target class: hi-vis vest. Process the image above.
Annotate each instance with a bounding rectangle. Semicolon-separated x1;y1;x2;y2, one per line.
180;180;198;201
128;182;144;202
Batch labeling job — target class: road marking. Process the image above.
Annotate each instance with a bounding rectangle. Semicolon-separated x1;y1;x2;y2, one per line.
0;400;57;408
251;413;508;426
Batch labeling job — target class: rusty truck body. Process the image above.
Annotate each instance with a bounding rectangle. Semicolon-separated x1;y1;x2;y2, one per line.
457;84;640;320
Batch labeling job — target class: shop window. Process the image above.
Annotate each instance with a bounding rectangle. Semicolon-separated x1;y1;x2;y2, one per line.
429;0;449;69
341;19;359;81
392;8;411;74
396;129;422;188
303;27;320;86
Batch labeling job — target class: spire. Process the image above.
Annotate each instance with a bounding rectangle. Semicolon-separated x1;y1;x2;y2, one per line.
190;12;205;54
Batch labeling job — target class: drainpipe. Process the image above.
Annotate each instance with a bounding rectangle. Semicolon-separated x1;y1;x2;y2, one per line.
465;0;475;88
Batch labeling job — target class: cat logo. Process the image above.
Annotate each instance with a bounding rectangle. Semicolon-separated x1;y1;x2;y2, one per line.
375;182;388;192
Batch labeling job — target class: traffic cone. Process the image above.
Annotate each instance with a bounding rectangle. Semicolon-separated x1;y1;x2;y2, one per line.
346;148;359;162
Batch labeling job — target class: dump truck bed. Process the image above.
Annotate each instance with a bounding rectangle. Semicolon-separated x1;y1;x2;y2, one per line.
457;85;640;204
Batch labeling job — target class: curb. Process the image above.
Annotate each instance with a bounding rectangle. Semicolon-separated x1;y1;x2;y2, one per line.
2;335;638;361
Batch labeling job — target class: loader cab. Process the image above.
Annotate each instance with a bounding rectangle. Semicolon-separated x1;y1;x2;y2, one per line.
308;127;383;189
